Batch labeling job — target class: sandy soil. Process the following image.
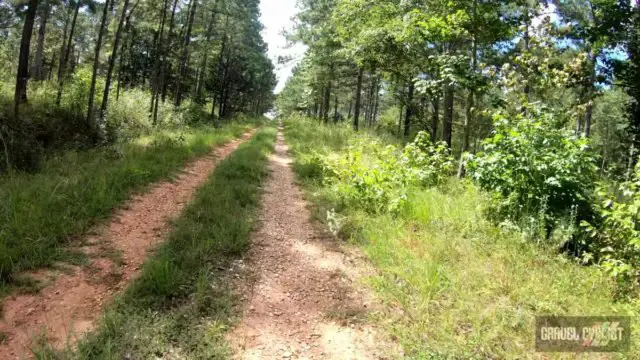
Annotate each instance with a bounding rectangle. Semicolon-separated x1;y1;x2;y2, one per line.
0;130;255;359
228;127;388;359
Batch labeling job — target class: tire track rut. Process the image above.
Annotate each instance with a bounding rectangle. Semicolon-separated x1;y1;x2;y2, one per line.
229;127;387;359
0;130;255;359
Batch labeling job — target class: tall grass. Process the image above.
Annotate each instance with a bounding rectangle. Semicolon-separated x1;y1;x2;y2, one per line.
0;120;260;291
49;126;275;359
285;116;640;359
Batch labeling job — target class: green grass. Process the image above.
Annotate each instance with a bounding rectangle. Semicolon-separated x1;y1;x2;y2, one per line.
33;126;275;359
284;116;640;359
0;119;260;292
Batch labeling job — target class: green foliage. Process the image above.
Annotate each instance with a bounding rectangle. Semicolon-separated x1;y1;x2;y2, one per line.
584;168;640;295
287;116;453;214
62;66;106;114
104;88;154;142
401;131;454;187
468;105;598;230
376;106;402;137
325;138;408;214
0;80;96;171
592;88;633;176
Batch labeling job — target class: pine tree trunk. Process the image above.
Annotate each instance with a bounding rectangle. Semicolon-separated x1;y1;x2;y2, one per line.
151;0;169;122
175;0;198;107
333;94;338;123
313;98;319;118
87;0;112;131
323;81;331;123
14;0;39;118
100;0;131;126
56;2;80;106
404;81;414;138
398;104;404;135
443;84;454;148
56;4;73;82
431;97;439;142
353;67;363;131
372;76;380;125
459;1;477;178
117;7;136;101
318;88;325;120
584;50;597;137
523;6;531;99
32;5;48;82
161;0;179;103
196;8;216;103
366;75;375;126
214;16;229;119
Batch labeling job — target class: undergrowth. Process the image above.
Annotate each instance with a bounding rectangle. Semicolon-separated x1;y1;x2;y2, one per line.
285;115;640;359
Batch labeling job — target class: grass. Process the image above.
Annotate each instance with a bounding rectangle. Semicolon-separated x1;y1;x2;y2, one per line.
31;126;275;359
0;119;260;293
284;115;640;359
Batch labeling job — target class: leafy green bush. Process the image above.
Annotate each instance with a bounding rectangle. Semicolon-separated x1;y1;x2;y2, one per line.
293;152;326;181
376;106;402;136
104;88;153;142
62;66;105;114
583;169;640;293
325;139;406;213
0;80;96;171
467;105;598;234
401;131;454;187
324;131;454;214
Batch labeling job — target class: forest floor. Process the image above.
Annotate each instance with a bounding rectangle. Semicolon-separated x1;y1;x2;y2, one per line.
0;130;255;359
228;127;393;359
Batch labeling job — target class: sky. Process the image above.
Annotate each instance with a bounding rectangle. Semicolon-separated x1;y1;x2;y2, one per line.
259;0;307;93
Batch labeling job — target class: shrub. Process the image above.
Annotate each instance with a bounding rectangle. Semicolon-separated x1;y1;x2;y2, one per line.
376;106;402;136
105;88;153;142
400;131;454;187
467;104;598;235
324;131;454;214
325;138;406;214
583;169;640;294
62;66;105;115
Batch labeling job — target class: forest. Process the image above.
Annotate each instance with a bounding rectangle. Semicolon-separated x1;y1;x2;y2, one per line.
0;0;275;171
279;0;640;292
2;0;640;358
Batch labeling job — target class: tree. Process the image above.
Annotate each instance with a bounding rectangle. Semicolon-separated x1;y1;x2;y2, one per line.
100;0;133;123
56;0;97;105
555;0;630;137
174;0;198;107
14;0;39;118
86;0;111;133
32;1;50;81
353;67;363;130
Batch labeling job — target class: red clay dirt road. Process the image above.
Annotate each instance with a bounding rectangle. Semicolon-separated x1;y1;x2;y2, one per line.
0;130;255;359
228;127;392;359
